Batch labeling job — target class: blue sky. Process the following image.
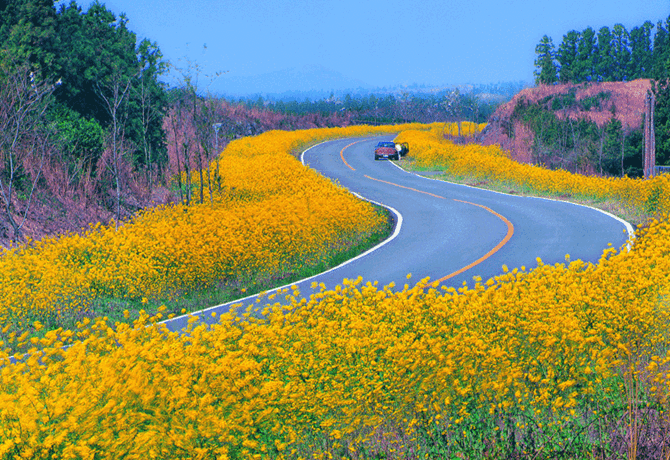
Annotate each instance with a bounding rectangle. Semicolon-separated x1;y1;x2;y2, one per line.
91;0;668;94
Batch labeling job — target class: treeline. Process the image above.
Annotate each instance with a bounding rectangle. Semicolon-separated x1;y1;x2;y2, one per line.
0;0;519;244
526;16;670;178
534;17;670;84
240;83;527;125
0;0;168;240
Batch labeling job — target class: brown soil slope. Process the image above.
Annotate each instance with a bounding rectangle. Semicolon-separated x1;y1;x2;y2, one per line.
480;79;652;163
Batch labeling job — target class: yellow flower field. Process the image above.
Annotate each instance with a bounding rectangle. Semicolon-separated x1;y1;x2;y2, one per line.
1;215;669;458
0;122;669;458
395;125;670;217
0;123;430;347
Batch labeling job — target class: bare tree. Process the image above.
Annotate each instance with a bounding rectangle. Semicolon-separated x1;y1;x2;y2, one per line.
96;65;135;228
171;52;223;205
0;62;59;242
134;39;167;191
443;88;462;138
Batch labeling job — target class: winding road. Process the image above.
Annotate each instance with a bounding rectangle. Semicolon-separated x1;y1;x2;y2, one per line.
164;135;632;331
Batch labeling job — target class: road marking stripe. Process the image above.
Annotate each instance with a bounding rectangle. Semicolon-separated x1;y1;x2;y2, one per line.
364;175;447;199
340;141;361;171
434;200;514;284
349;141;515;284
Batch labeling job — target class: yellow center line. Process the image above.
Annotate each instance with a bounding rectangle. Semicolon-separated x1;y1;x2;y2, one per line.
341;142;515;283
433;200;514;284
364;175;447;199
340;141;362;171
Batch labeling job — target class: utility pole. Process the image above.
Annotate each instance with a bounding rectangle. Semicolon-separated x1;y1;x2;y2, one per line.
644;91;656;179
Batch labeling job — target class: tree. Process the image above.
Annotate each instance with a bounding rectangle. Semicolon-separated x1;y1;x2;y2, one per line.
131;38;168;190
442;88;463;137
595;26;614;81
0;59;59;241
50;103;104;183
602;117;623;176
96;63;135;227
173;54;223;205
0;0;56;72
653;72;670;168
53;1;137;125
611;24;631;81
557;30;581;83
629;21;654;79
52;1;167;174
534;35;558;85
575;27;596;82
652;17;670;80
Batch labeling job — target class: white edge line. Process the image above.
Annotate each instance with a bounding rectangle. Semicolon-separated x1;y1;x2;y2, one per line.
161;138;403;324
388;157;636;248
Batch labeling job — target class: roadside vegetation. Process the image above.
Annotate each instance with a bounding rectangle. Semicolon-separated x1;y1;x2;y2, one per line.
2;0;670;458
0;124;436;356
0;121;669;459
398;123;669;226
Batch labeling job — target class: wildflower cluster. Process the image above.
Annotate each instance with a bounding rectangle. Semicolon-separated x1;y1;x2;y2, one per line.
1;122;669;458
0;124;430;347
1;213;669;458
396;125;670;217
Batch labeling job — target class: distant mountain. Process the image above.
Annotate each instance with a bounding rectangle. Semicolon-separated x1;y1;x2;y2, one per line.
214;65;373;99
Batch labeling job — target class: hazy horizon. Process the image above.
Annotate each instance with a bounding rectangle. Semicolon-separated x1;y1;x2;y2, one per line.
78;0;668;97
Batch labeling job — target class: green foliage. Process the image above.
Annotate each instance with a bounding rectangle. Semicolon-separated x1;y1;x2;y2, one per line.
511;96;643;177
534;16;670;171
0;0;168;176
611;24;632;81
50;104;104;179
595;26;615;82
550;88;577;110
653;78;670;167
0;0;57;70
534;16;670;84
629;21;655;79
575;26;596;82
534;35;558;85
579;91;611;111
652;18;670;80
557;30;581;83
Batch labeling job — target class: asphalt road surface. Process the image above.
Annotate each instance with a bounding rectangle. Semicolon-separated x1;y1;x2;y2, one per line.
163;135;631;331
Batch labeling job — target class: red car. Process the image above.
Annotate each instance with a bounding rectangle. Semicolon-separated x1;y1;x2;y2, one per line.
374;141;399;160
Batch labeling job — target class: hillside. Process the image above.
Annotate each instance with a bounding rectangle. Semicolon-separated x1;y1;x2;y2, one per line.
0;101;357;249
479;79;652;171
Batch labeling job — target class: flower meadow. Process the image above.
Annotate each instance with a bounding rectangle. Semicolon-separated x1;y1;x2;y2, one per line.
395;124;670;220
0;123;431;351
0;122;669;458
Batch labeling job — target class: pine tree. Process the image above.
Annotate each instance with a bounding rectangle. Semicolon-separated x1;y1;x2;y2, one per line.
575;26;596;82
557;30;581;83
534;35;558;85
629;21;654;79
611;24;631;81
596;26;614;81
652;16;670;80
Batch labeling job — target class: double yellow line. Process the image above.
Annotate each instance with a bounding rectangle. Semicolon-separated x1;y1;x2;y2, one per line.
341;141;514;284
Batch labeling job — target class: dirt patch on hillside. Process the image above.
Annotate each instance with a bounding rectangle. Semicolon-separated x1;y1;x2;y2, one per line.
480;79;652;161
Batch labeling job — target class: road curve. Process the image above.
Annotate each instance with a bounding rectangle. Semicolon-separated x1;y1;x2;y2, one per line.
163;135;631;331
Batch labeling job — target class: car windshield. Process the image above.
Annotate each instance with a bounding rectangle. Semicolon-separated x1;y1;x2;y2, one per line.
377;142;395;147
